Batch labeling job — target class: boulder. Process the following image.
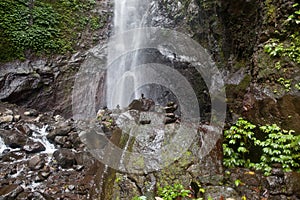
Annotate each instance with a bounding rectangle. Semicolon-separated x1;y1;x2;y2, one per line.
23;140;46;153
28;155;45;170
47;125;72;141
15;124;32;135
0;130;27;148
128;98;155;111
53;148;76;168
1;151;26;162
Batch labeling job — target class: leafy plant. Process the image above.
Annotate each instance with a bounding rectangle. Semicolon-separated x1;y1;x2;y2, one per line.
277;78;292;92
223;118;300;176
223;118;256;168
158;183;190;200
254;124;300;175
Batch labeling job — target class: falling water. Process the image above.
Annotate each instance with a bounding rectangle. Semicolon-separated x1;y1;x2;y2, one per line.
106;0;150;109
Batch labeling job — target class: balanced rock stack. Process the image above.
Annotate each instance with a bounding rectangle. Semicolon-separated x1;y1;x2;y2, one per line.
164;101;179;124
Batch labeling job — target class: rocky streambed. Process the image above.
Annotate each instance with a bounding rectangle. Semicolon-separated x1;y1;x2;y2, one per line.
0;101;300;200
0;102;100;199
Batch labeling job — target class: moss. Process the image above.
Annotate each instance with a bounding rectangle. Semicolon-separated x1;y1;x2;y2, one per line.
265;0;277;22
0;0;104;62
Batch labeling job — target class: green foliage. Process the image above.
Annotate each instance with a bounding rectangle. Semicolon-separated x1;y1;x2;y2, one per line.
223;118;256;168
263;2;300;92
277;77;292;92
254;124;300;175
132;196;147;200
0;0;101;62
158;183;190;200
223;118;300;176
264;3;300;65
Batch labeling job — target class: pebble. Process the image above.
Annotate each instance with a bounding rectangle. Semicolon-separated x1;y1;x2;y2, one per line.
14;115;21;121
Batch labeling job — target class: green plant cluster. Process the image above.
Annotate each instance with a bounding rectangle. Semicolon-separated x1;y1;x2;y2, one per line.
223;118;300;176
0;0;102;62
264;3;300;65
158;183;190;200
263;2;300;92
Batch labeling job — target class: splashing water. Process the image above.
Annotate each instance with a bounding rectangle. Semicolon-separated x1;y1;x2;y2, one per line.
106;0;150;109
0;136;8;154
28;124;57;154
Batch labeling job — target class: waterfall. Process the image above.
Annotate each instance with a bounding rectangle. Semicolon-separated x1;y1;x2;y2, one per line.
106;0;150;109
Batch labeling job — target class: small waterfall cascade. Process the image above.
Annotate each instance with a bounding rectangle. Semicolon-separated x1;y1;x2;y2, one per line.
106;0;150;109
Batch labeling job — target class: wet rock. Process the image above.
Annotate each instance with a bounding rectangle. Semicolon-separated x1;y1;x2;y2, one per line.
63;141;72;148
53;148;76;168
23;140;46;153
1;151;25;162
285;172;300;197
28;155;45;170
47;125;72;141
165;112;175;118
54;136;67;145
0;115;13;123
0;130;27;148
15;124;32;135
204;186;240;200
75;151;95;167
266;176;284;195
68;132;82;147
164;104;178;113
164;117;177;124
271;168;284;177
128;98;155;111
0;184;24;200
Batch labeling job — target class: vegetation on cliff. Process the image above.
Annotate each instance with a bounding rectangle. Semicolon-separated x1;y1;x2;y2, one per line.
0;0;104;62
